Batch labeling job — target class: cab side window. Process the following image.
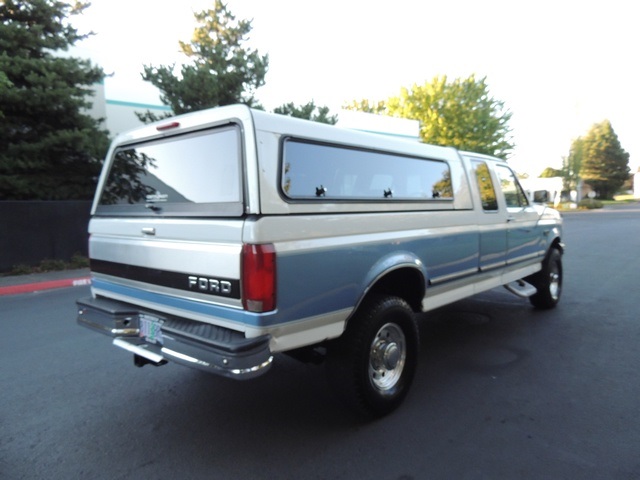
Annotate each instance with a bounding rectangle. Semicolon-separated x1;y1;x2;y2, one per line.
472;161;498;211
495;165;529;208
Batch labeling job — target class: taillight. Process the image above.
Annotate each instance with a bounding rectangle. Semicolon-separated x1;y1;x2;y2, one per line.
242;244;276;312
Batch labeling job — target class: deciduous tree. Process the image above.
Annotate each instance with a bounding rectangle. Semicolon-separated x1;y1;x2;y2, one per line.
539;167;563;178
346;75;513;159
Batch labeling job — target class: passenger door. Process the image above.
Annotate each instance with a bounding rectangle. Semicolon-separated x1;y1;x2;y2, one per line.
472;160;507;271
494;165;543;264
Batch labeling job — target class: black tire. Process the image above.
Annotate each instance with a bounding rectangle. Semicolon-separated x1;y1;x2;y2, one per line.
326;295;419;418
528;248;563;309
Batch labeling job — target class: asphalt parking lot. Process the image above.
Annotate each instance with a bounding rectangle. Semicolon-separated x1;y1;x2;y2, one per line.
1;206;639;479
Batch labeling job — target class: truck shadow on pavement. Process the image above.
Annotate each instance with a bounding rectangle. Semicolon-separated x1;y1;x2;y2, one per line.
158;290;541;427
73;289;554;477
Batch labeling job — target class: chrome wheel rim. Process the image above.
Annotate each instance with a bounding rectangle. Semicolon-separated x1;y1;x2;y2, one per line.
549;262;561;300
369;323;406;393
549;271;560;300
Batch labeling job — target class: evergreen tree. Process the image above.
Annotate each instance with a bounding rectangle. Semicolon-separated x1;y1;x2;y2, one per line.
138;0;268;122
580;120;629;199
563;137;584;192
273;101;337;124
0;0;109;200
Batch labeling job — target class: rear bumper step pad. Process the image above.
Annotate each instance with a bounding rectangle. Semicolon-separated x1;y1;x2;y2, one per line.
77;296;272;379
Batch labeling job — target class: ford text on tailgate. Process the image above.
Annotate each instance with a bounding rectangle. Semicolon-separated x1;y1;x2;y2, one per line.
77;104;563;418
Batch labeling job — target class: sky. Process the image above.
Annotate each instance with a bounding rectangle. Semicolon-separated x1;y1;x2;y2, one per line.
70;0;639;176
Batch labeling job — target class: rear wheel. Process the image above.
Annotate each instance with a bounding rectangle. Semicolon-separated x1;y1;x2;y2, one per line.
326;295;419;418
529;248;563;309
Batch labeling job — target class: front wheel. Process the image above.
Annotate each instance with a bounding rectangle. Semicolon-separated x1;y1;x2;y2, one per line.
528;248;563;309
326;295;419;418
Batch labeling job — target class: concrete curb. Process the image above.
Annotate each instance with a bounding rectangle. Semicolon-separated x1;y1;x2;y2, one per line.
0;276;91;297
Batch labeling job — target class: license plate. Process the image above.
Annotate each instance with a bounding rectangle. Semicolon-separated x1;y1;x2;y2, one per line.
139;314;164;345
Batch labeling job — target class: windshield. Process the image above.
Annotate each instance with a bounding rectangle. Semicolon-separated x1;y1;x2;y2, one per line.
95;125;243;217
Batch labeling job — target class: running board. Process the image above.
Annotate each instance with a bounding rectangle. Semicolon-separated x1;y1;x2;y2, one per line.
504;280;537;298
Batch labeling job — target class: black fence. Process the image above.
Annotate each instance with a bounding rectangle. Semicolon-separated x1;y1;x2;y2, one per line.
0;201;92;272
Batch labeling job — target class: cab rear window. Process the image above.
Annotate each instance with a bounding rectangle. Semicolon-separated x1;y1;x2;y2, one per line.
96;125;243;217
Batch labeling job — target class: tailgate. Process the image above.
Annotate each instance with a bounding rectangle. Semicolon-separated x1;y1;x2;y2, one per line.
89;217;245;314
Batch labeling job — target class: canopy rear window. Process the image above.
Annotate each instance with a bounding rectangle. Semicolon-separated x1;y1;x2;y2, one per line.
96;125;243;217
282;139;453;201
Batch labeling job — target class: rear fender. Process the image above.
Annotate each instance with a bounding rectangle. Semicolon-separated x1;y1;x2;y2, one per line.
353;251;427;316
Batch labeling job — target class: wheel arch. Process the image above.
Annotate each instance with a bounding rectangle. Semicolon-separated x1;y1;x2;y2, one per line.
353;252;427;318
547;224;564;254
549;236;565;256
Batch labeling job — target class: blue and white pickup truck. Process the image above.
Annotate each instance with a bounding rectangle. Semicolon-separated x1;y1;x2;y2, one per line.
77;104;563;417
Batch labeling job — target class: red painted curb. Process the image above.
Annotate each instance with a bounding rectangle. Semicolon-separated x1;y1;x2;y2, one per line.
0;277;92;296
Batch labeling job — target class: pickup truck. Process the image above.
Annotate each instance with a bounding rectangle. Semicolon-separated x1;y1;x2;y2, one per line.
77;104;563;418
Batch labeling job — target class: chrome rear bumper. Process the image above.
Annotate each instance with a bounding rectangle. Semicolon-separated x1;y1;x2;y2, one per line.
76;296;273;379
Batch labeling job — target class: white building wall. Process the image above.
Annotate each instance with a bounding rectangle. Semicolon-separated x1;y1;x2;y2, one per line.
104;100;172;137
520;177;564;205
85;82;172;138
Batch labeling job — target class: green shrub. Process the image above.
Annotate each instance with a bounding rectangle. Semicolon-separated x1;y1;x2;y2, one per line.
9;264;34;275
69;253;90;269
38;259;68;271
5;254;89;276
578;198;603;209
